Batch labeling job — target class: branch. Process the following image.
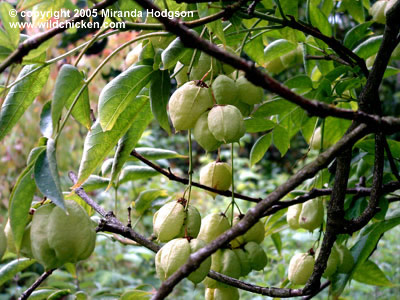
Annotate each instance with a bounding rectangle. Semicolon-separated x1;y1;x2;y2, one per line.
302;280;330;300
18;269;55;300
0;0;119;74
130;150;261;203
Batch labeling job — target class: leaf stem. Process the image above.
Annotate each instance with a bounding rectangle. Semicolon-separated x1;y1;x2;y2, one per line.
186;129;193;209
74;27;109;67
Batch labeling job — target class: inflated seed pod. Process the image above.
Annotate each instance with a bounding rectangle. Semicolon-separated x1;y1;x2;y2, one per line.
288;253;315;285
178;205;202;239
298;198;324;232
244;242;268;271
208;105;245;144
316;245;340;278
232;215;265;244
153;201;185;242
336;244;354;274
187;239;212;283
197;213;230;244
205;285;240;300
199;161;232;198
193;112;222;152
233;248;252;276
236;76;264;105
287;204;302;230
212;75;238;106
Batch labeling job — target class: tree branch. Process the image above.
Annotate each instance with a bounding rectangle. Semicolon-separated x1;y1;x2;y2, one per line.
18;269;55;300
0;0;119;74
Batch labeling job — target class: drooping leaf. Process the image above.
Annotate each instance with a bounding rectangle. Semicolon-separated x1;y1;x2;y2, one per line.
34;139;65;210
149;70;171;134
133;147;186;160
0;2;20;48
98;65;154;131
75;96;150;187
250;133;272;166
353;35;383;59
343;21;373;49
0;64;50;141
29;289;57;300
264;39;296;63
134;189;168;214
245;118;275;133
119;166;159;185
271;232;282;256
342;0;365;23
120;289;152;300
272;125;290;156
110;101;153;186
81;175;110;191
40;101;52;138
353;260;393;286
0;258;36;286
309;5;332;36
52;64;91;132
161;37;190;69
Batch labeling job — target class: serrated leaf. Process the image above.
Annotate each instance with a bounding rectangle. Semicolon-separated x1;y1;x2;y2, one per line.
245;118;275;133
272;125;290;156
353;35;383;59
34;139;65;210
353;260;393;286
0;2;20;48
135;189;167;214
119;166;159;185
150;70;171;134
75;96;150;187
0;258;36;286
52;64;91;132
134;147;186;160
161;37;189;69
250;133;272;166
40;101;52;138
9;164;36;252
98;65;154;131
110;102;153;186
264;39;296;63
0;64;50;141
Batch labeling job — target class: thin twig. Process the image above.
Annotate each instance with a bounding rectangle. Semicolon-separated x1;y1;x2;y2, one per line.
18;269;55;300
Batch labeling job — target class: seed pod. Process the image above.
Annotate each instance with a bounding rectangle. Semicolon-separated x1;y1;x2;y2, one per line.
236;77;264;105
193;112;222;152
336;244;354;274
287;204;302;230
197;213;230;244
190;52;219;81
0;225;6;260
244;242;268;271
205;286;240;300
288;253;315;285
31;201;96;270
309;127;322;150
178;205;202;239
153;201;185;242
369;0;387;24
298;198;324;232
188;239;212;283
199;162;232;197
316;245;340;278
208;105;245;143
212;75;238;106
233;248;252;276
156;238;211;284
232;215;265;244
169;81;213;130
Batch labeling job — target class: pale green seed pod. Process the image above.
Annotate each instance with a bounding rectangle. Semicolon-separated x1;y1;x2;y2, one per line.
199;161;232;197
287;204;302;229
316;245;340;278
288;253;315;285
212;75;238;105
208;105;245;143
336;244;354;274
244;242;268;271
153;201;185;242
178;205;202;239
232;216;265;244
197;213;230;244
236;77;264;105
190;52;220;81
233;248;252;276
193;112;222;152
169;81;213;130
205;286;240;300
298;198;324;232
187;239;212;283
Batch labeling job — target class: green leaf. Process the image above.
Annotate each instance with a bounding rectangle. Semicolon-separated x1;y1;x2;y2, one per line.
284;75;313;93
20;34;51;63
98;65;154;131
250;133;272;166
383;66;400;78
342;0;365;23
0;2;20;48
0;64;50;141
119;166;159;184
110;101;153;186
31;0;65;24
34;139;65;210
271;232;282;256
40;101;52;138
161;37;190;69
309;5;332;36
135;189;168;214
134;147;186;160
9;163;36;252
272;125;290;156
120;289;152;300
245;118;275;133
244;34;266;65
353;35;383;59
0;258;36;286
353;260;393;286
254;98;297;118
81;175;110;191
47;289;72;300
52;64;91;131
75;96;150;187
29;289;57;300
264;39;296;63
150;70;171;134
